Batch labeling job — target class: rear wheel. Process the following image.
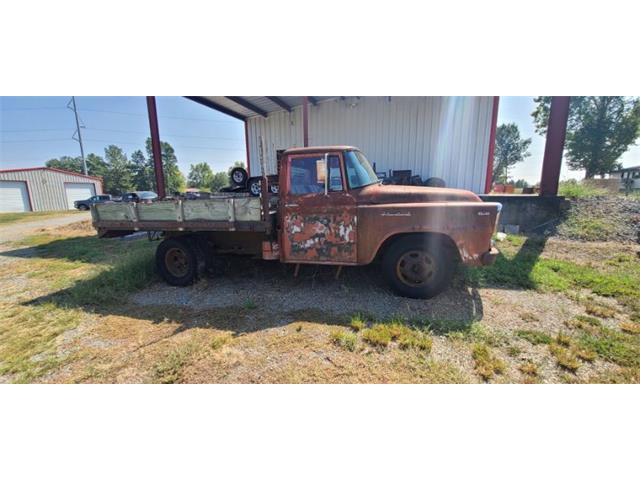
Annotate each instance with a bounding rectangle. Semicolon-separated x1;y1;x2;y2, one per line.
382;236;454;298
156;237;201;286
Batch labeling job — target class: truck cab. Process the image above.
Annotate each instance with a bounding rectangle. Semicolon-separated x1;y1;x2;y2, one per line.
277;146;500;297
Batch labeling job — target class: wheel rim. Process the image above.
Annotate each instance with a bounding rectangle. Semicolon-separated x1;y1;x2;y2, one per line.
165;247;189;278
232;171;245;183
250;181;261;195
270;184;279;194
396;250;436;287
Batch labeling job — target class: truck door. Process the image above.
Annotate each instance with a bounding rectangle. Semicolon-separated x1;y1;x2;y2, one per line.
280;152;357;264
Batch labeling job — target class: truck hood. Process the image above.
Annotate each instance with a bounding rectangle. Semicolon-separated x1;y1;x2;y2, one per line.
356;184;482;204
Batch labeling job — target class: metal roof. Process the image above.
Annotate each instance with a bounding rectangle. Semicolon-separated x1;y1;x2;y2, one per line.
185;96;338;120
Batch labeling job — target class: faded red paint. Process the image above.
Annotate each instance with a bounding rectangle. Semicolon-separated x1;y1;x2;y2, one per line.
93;145;500;270
284;212;357;263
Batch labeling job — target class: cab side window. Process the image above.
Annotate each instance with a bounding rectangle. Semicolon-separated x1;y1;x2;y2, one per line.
289;155;343;195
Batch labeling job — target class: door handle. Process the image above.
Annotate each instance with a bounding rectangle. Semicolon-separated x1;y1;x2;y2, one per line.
285;203;299;208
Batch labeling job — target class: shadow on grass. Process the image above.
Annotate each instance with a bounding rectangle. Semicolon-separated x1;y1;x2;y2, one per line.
463;235;548;290
2;235;486;335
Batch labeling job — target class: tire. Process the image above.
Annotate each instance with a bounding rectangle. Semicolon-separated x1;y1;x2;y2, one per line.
230;167;248;186
247;177;262;197
424;177;446;188
155;237;200;286
382;236;454;299
78;204;89;211
267;175;279;194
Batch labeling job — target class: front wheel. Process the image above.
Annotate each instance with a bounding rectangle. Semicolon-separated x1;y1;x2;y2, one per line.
155;237;201;286
382;236;454;299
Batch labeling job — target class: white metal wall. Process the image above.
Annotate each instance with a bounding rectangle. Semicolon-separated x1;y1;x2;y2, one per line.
246;96;494;193
0;169;103;211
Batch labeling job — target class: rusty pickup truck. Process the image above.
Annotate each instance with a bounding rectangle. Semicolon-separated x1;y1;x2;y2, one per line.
92;146;500;298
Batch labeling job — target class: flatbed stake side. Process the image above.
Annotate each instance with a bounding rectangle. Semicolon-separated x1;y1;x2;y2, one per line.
92;146;501;299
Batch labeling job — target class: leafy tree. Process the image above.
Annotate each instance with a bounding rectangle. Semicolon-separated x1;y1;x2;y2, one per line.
513;179;530;189
46;154;107;178
46;156;83;173
532;96;640;178
492;123;531;184
86;153;108;178
129;149;154;191
145;138;185;194
210;171;228;192
103;145;133;195
187;163;215;190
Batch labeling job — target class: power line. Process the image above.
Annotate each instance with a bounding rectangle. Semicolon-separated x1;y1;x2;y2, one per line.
1;127;244;141
82;138;245;151
0;128;70;133
78;108;239;124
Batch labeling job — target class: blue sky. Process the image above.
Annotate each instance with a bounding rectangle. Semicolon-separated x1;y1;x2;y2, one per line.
0;96;246;174
1;96;638;184
499;96;639;183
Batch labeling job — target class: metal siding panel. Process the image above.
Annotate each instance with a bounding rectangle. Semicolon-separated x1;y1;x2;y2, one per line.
243;96;493;192
0;169;102;211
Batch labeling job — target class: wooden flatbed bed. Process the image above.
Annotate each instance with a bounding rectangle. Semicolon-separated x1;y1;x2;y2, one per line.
92;194;274;237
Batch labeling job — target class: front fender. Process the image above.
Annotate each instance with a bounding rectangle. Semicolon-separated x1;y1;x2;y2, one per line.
356;202;500;265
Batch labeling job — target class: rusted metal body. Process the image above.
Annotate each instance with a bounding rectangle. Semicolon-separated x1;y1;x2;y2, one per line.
93;146;500;269
277;147;500;267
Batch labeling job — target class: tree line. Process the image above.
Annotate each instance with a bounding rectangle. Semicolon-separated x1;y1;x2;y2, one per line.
46;137;243;195
492;96;640;185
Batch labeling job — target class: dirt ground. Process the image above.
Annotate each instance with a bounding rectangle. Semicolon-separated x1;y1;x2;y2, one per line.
0;215;639;384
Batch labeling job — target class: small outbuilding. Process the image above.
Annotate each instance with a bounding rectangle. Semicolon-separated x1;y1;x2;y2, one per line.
0;167;103;212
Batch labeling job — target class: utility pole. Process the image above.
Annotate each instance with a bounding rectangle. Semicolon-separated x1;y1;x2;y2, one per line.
68;96;87;175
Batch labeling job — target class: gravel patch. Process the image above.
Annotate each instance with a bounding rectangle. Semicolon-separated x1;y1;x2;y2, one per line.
132;258;484;325
551;196;640;243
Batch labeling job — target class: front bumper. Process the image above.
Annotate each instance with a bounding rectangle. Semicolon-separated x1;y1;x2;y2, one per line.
481;247;500;266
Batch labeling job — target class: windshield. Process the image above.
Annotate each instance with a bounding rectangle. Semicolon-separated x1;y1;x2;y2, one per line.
343;150;379;189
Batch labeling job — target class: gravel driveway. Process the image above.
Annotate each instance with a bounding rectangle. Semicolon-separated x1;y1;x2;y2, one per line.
0;212;90;243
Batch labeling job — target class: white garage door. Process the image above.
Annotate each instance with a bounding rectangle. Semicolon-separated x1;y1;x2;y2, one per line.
65;183;96;210
0;181;31;212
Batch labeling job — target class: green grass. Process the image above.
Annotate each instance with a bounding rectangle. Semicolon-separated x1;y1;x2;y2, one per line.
360;320;433;352
0;231;157;382
516;329;553;345
472;343;506;381
330;329;358;351
466;235;640;315
362;324;393;347
0;302;85;382
558;179;607;198
349;313;366;332
152;343;201;384
210;333;232;350
0;210;83;225
560;216;617;241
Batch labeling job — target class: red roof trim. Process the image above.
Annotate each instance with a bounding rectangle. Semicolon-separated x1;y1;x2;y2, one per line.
0;166;103;182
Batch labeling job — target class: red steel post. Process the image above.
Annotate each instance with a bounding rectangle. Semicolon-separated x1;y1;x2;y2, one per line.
540;96;571;196
146;96;166;198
